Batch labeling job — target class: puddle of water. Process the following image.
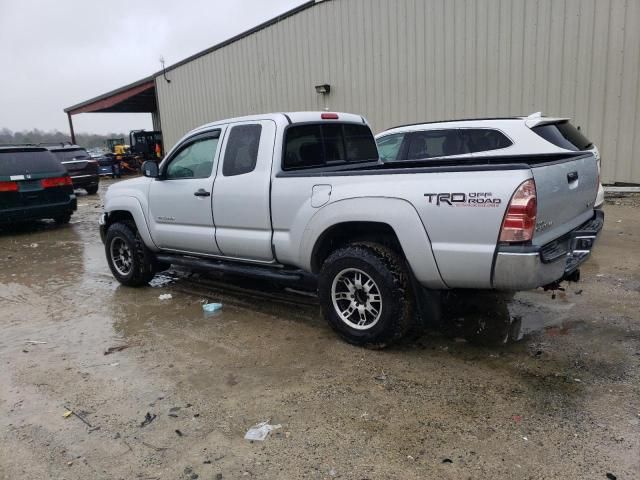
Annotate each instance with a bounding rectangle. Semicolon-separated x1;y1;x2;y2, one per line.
439;289;577;345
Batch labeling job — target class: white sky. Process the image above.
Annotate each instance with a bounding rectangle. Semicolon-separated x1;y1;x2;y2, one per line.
0;0;306;134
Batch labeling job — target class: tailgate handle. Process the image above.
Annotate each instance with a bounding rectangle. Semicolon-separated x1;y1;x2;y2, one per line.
567;171;579;183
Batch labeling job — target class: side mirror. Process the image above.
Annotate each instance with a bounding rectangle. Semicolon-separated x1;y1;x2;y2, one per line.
142;161;159;178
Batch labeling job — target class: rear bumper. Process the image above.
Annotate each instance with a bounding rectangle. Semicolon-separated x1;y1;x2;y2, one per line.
70;173;100;188
0;198;77;224
492;209;604;290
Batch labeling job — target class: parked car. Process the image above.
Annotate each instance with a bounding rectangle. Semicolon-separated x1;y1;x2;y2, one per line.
90;151;121;178
375;113;604;208
0;146;77;224
43;144;100;195
99;112;602;347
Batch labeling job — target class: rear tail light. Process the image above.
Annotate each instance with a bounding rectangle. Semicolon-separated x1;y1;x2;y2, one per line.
321;113;339;120
41;176;73;188
0;181;19;192
499;178;537;243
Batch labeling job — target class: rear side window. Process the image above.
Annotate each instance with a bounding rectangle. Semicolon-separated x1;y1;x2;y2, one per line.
531;121;593;151
283;123;378;170
462;129;513;153
376;133;405;161
406;129;469;159
222;124;262;176
0;149;65;176
51;148;91;161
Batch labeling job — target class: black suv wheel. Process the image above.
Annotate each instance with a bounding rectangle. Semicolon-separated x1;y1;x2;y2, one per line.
318;242;415;348
105;222;156;286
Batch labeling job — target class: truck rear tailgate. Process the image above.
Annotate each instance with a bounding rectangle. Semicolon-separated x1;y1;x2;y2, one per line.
530;153;599;246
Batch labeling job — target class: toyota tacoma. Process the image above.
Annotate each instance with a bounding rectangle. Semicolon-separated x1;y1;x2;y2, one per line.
99;112;603;347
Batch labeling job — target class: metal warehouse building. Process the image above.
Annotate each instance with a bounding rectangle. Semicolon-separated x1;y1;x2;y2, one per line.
65;0;640;184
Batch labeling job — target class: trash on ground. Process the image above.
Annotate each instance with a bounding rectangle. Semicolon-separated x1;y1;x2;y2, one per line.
63;407;94;428
158;293;173;300
175;429;183;436
513;415;522;423
202;302;223;314
25;340;47;345
374;370;387;381
244;421;281;441
149;274;177;287
104;345;130;355
606;473;617;480
442;458;453;463
140;412;157;427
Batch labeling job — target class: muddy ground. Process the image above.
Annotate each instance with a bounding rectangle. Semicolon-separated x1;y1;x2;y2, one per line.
0;179;638;480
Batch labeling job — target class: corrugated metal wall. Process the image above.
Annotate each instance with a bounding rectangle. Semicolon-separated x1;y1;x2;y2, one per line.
156;0;640;183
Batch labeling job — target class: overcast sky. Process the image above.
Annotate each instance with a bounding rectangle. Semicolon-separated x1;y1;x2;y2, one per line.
0;0;305;135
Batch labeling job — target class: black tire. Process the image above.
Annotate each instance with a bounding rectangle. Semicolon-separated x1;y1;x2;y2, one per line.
318;242;415;348
105;222;156;286
54;214;72;225
85;185;99;195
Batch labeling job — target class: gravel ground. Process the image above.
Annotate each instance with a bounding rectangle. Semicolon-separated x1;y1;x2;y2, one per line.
0;180;638;480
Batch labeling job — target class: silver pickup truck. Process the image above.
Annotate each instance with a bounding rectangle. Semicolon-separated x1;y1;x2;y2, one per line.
99;112;603;347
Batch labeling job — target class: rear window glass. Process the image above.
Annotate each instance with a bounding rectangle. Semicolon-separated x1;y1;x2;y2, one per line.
531;121;593;151
283;123;378;170
222;124;262;176
463;129;513;153
51;148;91;161
0;149;65;176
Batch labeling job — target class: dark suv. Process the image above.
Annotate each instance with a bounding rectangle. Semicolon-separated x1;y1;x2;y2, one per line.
44;144;100;195
0;146;77;225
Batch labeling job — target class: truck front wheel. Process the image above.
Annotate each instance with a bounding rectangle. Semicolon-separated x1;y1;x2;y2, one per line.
318;243;415;348
105;222;156;286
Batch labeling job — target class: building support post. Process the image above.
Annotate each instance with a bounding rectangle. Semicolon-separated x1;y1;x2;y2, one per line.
67;112;76;144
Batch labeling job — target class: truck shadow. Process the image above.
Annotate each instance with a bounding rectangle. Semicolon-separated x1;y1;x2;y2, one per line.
155;269;558;348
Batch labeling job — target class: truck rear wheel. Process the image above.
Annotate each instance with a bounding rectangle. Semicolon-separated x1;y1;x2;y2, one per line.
105;222;156;286
318;242;415;348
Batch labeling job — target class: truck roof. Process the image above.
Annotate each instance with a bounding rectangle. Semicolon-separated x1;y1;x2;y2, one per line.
189;111;368;136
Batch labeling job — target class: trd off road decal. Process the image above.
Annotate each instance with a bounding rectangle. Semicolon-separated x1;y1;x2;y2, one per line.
424;192;502;207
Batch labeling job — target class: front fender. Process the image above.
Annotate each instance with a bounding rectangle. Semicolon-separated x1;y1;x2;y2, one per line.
301;197;446;289
104;195;158;251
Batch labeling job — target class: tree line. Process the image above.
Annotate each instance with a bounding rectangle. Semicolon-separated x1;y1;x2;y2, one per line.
0;128;127;149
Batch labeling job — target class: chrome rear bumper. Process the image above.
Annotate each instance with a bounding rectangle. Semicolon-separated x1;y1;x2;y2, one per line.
492;210;604;290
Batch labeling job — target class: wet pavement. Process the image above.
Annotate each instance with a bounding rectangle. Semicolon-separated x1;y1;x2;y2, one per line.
1;179;639;479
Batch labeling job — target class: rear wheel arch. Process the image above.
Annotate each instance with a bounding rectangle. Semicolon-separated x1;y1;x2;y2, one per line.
302;197;444;288
310;221;404;274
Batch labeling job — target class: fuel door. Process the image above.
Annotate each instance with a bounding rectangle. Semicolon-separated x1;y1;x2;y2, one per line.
311;184;332;208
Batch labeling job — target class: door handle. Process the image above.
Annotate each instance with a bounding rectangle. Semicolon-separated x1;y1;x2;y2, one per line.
194;189;211;197
567;171;579;183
